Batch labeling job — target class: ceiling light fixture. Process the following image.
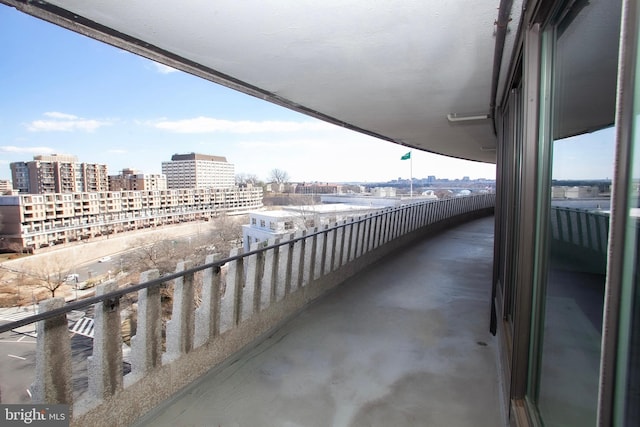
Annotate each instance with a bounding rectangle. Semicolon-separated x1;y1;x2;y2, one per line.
447;113;491;122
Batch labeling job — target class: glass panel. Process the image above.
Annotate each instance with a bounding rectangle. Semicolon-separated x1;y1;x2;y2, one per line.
536;0;621;425
617;14;640;425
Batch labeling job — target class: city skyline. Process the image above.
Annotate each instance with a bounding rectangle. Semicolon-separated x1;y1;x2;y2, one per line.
0;6;498;185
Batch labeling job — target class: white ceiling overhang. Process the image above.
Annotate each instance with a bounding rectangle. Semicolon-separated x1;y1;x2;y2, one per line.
4;0;506;163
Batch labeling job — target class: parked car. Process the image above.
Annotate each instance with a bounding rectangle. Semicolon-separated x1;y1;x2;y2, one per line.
98;256;112;263
65;274;79;282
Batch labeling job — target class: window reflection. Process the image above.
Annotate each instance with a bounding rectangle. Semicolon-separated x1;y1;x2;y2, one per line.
621;41;640;426
536;0;621;425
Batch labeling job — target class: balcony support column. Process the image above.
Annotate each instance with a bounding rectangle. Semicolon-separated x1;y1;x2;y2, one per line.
33;298;72;405
128;269;162;383
220;248;243;332
324;225;335;275
244;243;263;319
165;261;195;362
195;254;221;348
334;221;345;271
282;234;294;297
276;235;290;301
261;238;279;308
89;281;123;400
315;227;326;280
290;230;304;291
303;230;316;286
343;220;353;265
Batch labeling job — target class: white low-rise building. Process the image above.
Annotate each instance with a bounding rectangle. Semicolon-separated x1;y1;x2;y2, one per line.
552;186;601;199
242;204;381;250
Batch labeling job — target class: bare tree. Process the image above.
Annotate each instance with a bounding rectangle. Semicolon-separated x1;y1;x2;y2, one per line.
268;168;290;184
126;234;193;276
236;173;263;187
235;173;249;186
247;174;263;187
208;213;245;256
30;255;70;298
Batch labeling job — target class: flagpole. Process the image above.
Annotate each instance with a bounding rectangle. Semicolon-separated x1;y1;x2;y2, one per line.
410;152;413;198
400;150;412;199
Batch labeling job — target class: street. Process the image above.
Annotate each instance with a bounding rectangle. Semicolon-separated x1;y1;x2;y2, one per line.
0;312;96;404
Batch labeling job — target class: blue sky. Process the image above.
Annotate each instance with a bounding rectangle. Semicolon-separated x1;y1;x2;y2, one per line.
10;5;617;184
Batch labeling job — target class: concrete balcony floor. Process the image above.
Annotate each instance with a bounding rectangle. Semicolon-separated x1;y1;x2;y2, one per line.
133;216;503;427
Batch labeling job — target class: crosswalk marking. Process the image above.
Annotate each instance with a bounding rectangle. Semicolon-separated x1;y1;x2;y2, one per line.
0;309;38;323
70;317;94;338
1;309;94;338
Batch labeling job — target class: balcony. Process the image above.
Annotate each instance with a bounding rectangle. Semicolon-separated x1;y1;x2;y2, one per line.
0;195;499;426
135;215;502;427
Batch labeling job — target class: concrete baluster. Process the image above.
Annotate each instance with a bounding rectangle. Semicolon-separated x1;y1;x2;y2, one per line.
261;238;279;308
88;281;123;400
371;215;380;249
344;219;354;263
324;225;335;275
290;230;305;291
366;215;374;253
351;218;361;259
32;298;72;405
242;243;262;320
376;212;383;246
277;234;292;301
380;211;388;245
253;244;265;312
362;216;371;255
302;229;317;286
300;231;318;287
164;261;195;363
411;204;418;231
315;226;326;280
220;248;243;332
403;207;409;234
408;205;415;231
336;220;347;269
128;269;162;384
391;210;398;240
195;254;221;348
430;202;437;224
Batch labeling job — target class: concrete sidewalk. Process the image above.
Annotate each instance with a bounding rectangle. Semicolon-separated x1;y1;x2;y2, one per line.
134;216;503;427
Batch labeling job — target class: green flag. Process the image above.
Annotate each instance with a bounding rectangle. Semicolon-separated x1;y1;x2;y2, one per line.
401;151;411;160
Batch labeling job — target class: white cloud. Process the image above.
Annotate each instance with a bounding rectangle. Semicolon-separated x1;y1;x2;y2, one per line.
26;112;111;132
153;62;179;74
151;116;335;134
108;149;128;154
43;112;78;120
0;145;56;154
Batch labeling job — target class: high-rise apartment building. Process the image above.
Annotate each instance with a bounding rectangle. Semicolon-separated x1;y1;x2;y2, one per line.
10;154;108;194
109;168;167;191
161;153;235;189
0;180;13;195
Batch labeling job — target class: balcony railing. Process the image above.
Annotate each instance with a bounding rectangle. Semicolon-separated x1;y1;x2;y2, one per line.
549;206;610;274
0;194;494;427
